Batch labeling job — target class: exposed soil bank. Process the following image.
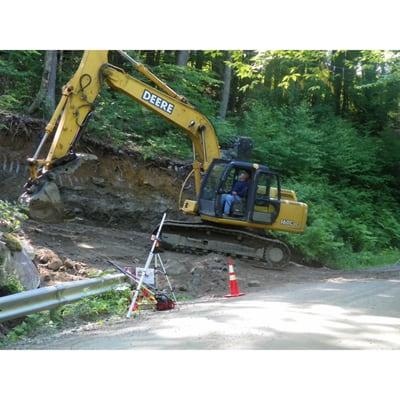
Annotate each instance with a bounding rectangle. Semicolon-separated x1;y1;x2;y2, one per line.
0;111;193;230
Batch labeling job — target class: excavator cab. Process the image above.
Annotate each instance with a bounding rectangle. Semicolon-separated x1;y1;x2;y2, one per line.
165;158;304;267
198;159;282;227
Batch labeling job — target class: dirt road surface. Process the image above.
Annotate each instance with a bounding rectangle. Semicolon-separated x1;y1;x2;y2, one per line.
11;272;400;349
20;219;346;295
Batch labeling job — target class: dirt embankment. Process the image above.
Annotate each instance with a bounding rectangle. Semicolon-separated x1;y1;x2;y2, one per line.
0;111;196;289
0;111;193;230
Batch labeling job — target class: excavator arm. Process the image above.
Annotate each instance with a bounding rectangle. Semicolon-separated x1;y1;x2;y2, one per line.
22;50;308;269
25;50;220;215
23;50;221;221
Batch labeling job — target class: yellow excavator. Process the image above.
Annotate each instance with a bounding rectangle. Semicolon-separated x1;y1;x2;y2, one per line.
21;50;308;269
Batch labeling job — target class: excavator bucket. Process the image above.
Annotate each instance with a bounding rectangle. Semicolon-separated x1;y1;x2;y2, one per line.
20;153;97;223
20;154;97;223
20;180;65;223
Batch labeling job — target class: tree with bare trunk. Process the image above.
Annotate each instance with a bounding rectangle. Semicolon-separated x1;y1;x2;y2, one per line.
219;52;232;119
28;50;58;118
176;51;190;66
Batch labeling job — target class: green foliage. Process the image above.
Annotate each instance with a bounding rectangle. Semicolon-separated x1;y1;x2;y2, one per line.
140;130;192;160
241;101;400;267
3;233;22;252
247;50;400;131
278;177;400;268
152;64;221;115
242;103;324;175
0;200;28;233
210;116;238;146
86;64;222;158
1;313;50;344
58;287;131;321
0;274;24;297
0;287;132;346
0;94;22;110
0;51;43;113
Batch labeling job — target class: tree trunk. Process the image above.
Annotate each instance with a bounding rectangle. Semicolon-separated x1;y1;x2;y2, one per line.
342;51;354;114
219;52;232;119
195;50;205;70
211;55;225;78
58;50;64;74
229;72;239;113
331;50;345;115
177;50;190;66
28;50;58;118
163;51;176;64
46;52;57;114
145;51;156;66
154;50;161;66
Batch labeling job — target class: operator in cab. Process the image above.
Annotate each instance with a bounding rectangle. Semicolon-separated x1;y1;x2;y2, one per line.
220;172;250;217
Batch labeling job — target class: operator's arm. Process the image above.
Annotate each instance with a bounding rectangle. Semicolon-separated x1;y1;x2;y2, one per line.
232;181;248;197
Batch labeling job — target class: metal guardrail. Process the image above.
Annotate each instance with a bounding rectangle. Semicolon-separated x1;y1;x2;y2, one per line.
0;273;127;323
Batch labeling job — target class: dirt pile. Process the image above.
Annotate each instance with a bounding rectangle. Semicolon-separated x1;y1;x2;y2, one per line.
33;247;95;285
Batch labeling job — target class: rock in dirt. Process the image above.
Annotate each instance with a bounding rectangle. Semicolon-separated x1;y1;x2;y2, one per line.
47;258;63;271
91;177;106;187
40;269;52;282
25;181;65;223
190;263;207;274
247;280;261;288
36;248;58;264
165;259;191;276
64;258;76;271
10;249;40;289
35;248;63;271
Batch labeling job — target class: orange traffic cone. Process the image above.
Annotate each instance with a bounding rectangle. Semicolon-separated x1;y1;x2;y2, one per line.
225;257;245;298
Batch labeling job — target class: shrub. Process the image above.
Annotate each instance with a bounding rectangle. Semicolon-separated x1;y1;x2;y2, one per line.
0;200;28;233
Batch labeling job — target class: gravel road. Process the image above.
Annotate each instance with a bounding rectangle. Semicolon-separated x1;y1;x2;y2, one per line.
12;273;400;349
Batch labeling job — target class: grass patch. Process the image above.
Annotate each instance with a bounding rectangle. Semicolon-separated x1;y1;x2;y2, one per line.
0;274;24;297
3;233;22;252
175;293;193;302
0;286;132;347
334;249;400;270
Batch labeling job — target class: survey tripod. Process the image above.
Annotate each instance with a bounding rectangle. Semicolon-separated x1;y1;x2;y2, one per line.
125;213;176;318
107;213;176;318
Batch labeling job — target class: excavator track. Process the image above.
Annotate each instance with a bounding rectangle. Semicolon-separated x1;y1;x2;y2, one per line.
157;220;291;270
